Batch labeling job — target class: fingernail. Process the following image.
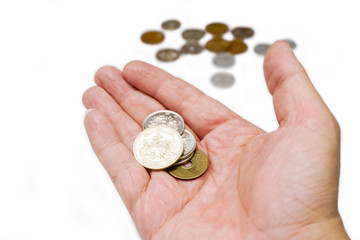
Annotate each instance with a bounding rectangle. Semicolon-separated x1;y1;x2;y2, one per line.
85;108;96;116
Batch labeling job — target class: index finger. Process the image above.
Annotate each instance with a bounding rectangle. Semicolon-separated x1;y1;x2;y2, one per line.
122;61;245;139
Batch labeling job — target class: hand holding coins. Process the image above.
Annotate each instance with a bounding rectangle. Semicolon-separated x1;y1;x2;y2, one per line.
133;110;208;180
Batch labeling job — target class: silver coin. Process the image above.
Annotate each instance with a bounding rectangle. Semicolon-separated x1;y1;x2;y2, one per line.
173;151;195;166
180;42;203;54
133;125;184;170
156;49;180;62
182;29;206;41
284;39;297;49
143;110;185;134
161;19;181;30
181;130;196;157
254;43;270;55
213;52;235;68
211;72;235;88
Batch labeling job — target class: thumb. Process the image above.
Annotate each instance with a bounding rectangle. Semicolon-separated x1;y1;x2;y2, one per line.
264;40;337;128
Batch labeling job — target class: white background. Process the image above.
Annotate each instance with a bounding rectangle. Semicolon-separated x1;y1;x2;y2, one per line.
0;0;359;239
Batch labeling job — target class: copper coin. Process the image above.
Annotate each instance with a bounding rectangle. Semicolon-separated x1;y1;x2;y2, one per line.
205;38;230;52
161;19;181;30
181;42;203;54
205;22;229;35
226;39;248;54
141;31;165;44
156;48;180;62
182;29;206;41
231;27;254;38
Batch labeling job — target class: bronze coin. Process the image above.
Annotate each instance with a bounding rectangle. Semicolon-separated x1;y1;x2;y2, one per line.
167;150;208;180
182;29;206;41
141;31;165;44
226;39;248;54
231;27;254;39
156;48;180;62
161;19;181;30
180;42;203;54
205;38;230;52
205;22;229;35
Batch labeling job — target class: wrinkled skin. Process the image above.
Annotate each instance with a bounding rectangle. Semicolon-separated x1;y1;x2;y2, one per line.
83;41;349;239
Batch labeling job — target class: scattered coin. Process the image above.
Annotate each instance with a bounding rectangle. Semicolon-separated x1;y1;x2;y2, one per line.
205;22;229;35
133;125;184;170
231;27;254;38
254;43;270;55
181;42;203;54
161;19;181;30
211;72;235;88
182;29;206;41
284;39;297;49
143;110;185;134
167;150;208;180
213;52;235;68
205;38;230;53
226;40;248;55
156;48;181;62
141;31;165;44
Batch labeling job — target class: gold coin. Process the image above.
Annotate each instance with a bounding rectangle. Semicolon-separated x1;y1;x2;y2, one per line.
226;39;248;54
205;22;229;35
167;150;208;180
205;38;230;52
141;31;165;44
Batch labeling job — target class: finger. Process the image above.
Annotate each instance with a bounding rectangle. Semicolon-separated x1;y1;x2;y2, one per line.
84;109;149;211
94;66;165;127
122;61;248;139
264;40;336;126
82;86;141;150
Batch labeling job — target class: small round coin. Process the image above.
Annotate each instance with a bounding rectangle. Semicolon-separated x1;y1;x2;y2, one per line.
231;27;254;38
174;151;195;166
133;126;184;170
213;52;235;68
181;129;196;157
205;22;229;35
284;39;297;49
161;19;181;30
156;48;180;62
254;43;270;55
180;42;203;54
205;38;230;52
182;29;206;41
211;72;235;88
167;150;208;180
141;31;165;44
143;110;185;134
226;39;248;54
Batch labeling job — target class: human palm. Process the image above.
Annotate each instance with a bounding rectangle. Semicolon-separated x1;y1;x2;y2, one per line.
83;41;348;239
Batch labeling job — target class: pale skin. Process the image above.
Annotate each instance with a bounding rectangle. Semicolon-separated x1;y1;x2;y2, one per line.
82;41;349;239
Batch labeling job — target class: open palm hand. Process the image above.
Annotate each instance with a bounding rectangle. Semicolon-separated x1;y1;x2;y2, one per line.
83;41;348;239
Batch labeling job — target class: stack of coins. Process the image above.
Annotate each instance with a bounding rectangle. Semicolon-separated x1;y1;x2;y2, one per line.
133;110;208;180
205;22;230;53
181;29;205;54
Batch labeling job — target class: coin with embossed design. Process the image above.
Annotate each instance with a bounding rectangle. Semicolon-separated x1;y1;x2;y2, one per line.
174;151;195;166
133;125;184;170
156;49;180;62
167;150;208;180
181;130;196;157
143;110;185;134
161;19;181;30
